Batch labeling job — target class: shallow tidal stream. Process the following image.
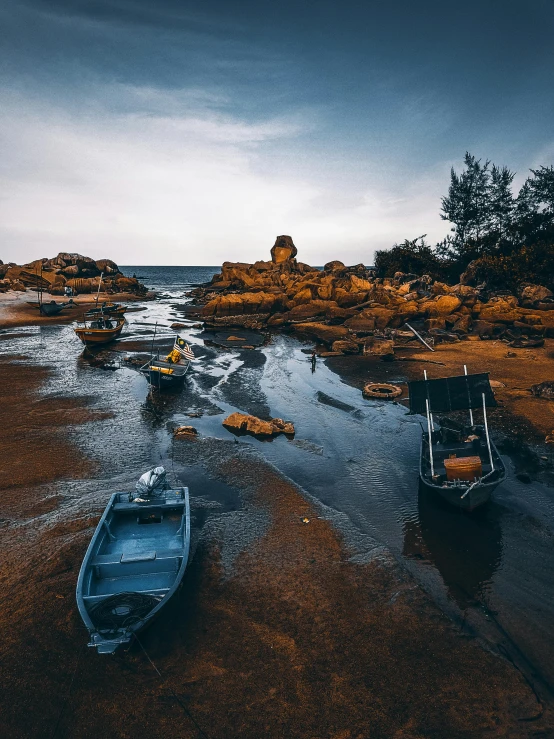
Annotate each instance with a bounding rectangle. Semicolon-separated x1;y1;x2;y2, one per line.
2;268;554;701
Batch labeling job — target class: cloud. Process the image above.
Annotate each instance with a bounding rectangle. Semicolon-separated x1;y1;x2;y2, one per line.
0;87;448;266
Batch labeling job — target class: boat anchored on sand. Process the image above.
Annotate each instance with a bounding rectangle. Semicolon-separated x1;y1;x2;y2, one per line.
76;467;191;654
408;368;506;511
140;334;195;390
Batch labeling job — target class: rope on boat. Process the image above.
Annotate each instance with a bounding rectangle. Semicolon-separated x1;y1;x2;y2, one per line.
49;643;86;739
135;635;211;739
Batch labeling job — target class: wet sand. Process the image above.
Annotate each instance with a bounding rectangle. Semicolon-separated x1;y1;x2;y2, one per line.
1;299;553;738
0;291;149;329
327;338;554;447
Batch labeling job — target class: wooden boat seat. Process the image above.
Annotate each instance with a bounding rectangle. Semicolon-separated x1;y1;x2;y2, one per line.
83;588;171;603
112;500;184;512
92;548;183;567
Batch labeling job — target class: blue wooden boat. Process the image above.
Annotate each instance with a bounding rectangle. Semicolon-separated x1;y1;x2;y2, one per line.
76;486;190;653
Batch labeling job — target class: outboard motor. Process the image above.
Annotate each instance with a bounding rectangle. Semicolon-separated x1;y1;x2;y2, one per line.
134;466;168;499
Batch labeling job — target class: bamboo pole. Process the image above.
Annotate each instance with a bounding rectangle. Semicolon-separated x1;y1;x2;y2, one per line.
482;393;494;472
464;365;474;426
405;322;435;352
426;398;435;477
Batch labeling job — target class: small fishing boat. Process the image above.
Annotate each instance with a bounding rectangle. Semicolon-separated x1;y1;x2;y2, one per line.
408;368;506;511
76;468;190;654
84;302;127;319
140;334;194;390
74;314;125;345
27;299;73;316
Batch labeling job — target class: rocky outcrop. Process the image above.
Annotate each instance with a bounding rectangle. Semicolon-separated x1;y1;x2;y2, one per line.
222;412;295;437
0;253;146;296
187;237;554;355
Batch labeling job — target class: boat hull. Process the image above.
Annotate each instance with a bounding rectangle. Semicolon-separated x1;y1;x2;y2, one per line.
74;322;124;345
76;488;190;653
140;358;190;389
419;431;506;511
419;473;500;511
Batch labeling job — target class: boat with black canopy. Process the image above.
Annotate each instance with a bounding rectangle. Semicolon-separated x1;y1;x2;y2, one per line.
76;467;191;654
140;332;194;390
408;367;506;511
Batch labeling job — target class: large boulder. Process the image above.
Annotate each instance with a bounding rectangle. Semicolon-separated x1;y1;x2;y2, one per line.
323;260;345;273
421;295;462;317
343;314;376;333
349;275;372;292
334;288;368;307
271;235;297;264
518;284;554;307
286;300;335;321
363;337;394;357
331;339;360;354
201;292;280;317
349;307;395;330
96;259;120;275
290;322;349;345
479;301;524;323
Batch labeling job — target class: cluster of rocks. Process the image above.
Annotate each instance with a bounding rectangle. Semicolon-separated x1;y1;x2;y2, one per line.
0;253;146;296
186;236;554;355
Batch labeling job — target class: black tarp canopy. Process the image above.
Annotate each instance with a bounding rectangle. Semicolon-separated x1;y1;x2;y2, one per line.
407;373;497;415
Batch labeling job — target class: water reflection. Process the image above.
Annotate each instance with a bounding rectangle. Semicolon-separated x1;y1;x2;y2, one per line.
403;486;504;610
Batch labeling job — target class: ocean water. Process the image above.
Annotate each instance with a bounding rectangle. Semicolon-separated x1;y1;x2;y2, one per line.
121;266;219;296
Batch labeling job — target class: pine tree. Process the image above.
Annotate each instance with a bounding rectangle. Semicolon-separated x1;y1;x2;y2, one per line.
439;153;491;262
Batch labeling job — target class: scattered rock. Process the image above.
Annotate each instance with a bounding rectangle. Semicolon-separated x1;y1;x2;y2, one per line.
173;426;198;438
530;381;554;399
170;323;187;330
222;412;295;437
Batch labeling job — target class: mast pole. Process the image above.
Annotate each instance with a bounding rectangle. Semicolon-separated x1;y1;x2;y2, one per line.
464;365;474;426
423;370;435;477
426;398;435;477
95;272;104;308
150;322;157;360
482;393;494;472
424;370;435;431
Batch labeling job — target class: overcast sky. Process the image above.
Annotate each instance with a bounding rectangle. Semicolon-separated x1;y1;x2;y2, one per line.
1;0;553;266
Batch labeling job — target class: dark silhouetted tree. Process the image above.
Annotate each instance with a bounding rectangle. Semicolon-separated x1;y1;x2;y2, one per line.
514;165;554;244
439;153;491;262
